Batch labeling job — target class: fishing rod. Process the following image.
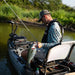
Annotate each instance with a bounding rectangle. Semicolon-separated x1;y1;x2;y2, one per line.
3;0;37;41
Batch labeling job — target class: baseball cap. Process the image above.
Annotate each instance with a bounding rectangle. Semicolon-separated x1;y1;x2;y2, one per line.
38;10;50;22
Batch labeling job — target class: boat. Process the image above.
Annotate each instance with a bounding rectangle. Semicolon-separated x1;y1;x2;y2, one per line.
8;21;75;75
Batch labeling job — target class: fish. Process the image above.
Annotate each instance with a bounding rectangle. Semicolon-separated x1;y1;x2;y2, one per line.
27;43;37;67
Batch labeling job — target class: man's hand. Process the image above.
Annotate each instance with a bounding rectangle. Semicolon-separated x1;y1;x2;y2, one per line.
37;42;42;48
34;42;42;48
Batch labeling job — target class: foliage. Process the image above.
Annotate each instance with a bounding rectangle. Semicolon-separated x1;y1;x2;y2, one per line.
0;4;40;21
61;4;75;12
1;0;75;11
51;9;75;28
28;0;62;10
0;0;62;10
0;0;75;29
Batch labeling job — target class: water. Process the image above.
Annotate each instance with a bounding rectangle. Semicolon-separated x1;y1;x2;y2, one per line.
0;23;75;75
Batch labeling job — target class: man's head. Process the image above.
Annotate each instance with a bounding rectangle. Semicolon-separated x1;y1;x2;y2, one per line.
38;10;53;24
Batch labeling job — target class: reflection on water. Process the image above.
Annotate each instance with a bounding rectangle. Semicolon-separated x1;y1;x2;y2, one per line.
0;59;11;75
0;23;75;75
0;58;18;75
63;31;75;41
0;58;17;75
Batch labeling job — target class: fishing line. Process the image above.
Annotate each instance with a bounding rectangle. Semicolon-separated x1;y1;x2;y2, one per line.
3;0;37;41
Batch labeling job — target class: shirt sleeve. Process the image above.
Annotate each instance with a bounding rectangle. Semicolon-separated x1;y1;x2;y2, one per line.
42;42;60;48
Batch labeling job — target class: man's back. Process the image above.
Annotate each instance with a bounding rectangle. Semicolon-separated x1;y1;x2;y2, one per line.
47;22;62;43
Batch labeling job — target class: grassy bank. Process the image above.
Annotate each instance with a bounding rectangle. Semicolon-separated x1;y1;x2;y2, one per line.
0;4;40;22
0;4;75;28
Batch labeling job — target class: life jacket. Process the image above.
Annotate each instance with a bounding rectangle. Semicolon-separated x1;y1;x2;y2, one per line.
41;19;64;43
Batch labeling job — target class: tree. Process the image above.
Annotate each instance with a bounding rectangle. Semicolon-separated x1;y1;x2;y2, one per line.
30;0;62;10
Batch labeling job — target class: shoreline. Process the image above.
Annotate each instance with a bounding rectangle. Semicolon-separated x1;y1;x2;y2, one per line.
0;20;75;32
22;20;44;27
18;20;75;32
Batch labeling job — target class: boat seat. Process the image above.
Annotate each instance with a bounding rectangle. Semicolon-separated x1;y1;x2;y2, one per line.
34;41;75;75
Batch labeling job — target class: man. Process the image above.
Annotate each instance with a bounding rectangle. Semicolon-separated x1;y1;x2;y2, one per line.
37;10;63;48
22;10;63;67
27;10;63;63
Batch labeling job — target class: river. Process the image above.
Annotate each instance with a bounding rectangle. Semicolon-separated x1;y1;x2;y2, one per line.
0;23;75;75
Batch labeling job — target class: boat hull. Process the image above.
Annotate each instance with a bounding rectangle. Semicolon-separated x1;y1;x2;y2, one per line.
8;48;33;75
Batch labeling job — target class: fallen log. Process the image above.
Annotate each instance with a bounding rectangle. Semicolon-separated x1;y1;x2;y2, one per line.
22;20;44;27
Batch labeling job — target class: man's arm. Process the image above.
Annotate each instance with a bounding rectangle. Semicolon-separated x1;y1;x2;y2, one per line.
37;22;62;48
